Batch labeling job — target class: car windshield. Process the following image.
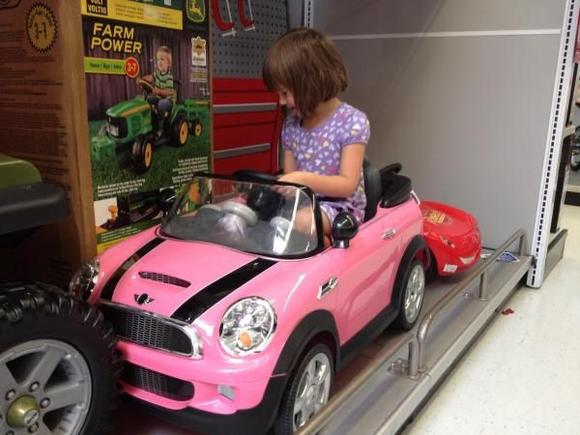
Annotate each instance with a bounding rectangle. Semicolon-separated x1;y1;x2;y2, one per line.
161;176;322;257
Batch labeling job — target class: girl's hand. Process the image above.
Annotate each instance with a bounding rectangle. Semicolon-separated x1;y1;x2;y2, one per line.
275;172;306;197
278;171;306;186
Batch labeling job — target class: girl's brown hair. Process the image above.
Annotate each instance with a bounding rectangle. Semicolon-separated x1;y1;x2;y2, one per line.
263;28;349;117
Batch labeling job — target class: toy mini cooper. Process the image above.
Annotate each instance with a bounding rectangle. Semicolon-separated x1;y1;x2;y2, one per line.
70;164;430;434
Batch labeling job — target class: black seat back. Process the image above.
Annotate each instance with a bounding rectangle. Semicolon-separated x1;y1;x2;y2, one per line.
363;159;382;221
380;169;412;208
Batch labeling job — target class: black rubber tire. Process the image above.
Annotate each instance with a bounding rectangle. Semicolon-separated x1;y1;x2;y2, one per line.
392;259;426;330
171;113;189;147
131;135;154;174
425;248;438;282
273;343;334;435
0;282;121;435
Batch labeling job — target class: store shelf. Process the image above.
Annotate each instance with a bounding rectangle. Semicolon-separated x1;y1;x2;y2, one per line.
299;231;531;435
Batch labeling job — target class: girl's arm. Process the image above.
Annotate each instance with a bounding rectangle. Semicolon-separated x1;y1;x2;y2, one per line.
280;144;365;197
283;150;297;173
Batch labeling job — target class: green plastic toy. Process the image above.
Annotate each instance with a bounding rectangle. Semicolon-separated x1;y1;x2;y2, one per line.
90;80;205;174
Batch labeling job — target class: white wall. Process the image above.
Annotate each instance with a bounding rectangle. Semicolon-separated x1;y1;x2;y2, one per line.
299;0;569;253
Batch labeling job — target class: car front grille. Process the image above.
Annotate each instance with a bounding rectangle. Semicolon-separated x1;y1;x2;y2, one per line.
100;302;193;356
122;362;194;401
107;116;128;138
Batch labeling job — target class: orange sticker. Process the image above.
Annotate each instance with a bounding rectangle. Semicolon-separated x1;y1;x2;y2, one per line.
124;57;140;79
26;3;58;53
423;210;451;225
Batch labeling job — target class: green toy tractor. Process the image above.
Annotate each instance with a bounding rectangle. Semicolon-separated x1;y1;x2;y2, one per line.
91;80;205;174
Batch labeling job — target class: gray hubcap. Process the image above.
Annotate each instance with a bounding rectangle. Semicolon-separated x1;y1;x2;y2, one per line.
0;339;92;435
292;352;331;432
404;264;425;323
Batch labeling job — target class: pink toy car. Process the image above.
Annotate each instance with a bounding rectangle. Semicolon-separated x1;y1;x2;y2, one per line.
69;165;430;434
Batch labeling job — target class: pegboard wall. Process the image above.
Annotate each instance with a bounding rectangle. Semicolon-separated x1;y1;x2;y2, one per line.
212;0;289;78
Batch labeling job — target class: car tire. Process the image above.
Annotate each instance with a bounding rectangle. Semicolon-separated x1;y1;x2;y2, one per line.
426;249;438;282
393;259;426;330
171;113;189;147
274;343;333;435
131;135;154;174
193;119;203;137
0;282;121;435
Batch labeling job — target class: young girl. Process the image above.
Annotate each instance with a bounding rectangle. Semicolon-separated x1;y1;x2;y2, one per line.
263;28;370;241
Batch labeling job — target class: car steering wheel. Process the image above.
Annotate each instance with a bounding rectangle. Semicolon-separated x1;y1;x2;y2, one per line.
233;170;278;183
137;78;155;95
221;201;258;226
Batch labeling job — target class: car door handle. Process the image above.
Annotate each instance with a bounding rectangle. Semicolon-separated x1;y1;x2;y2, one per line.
382;229;397;240
318;277;338;300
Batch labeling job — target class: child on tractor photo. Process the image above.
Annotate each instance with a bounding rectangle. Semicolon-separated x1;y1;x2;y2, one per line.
138;45;175;136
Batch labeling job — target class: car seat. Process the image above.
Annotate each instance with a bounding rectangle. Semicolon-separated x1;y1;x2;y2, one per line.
380;168;412;208
363;159;382;221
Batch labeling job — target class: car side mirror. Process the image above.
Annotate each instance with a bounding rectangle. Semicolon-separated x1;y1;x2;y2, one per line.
159;188;176;216
331;212;359;248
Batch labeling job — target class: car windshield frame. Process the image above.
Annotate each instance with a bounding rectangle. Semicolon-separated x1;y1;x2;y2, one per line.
159;173;325;259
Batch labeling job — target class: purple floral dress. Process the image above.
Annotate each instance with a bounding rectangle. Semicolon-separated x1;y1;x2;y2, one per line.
281;102;371;224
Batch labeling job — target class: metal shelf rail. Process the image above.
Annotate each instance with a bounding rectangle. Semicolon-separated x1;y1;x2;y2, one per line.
298;229;528;435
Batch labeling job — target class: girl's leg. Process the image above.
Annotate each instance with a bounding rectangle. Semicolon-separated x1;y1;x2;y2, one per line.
320;211;331;248
292;208;332;248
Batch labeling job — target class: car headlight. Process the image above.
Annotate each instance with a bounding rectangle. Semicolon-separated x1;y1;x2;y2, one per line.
69;258;100;301
220;297;276;356
460;255;476;265
107;123;119;137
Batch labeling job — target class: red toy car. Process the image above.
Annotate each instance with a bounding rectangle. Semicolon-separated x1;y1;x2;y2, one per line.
420;200;481;276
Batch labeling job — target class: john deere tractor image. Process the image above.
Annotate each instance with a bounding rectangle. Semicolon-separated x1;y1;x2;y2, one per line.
91;79;205;174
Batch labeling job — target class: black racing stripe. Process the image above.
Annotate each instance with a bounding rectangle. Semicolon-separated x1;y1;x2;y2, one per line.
100;237;165;300
171;258;277;323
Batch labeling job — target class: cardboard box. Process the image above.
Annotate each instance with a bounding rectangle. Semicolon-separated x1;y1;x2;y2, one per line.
0;1;212;288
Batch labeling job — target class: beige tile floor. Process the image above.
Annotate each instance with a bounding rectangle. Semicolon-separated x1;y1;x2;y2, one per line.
405;204;580;435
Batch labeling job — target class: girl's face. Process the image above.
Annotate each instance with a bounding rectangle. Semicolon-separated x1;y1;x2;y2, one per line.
157;53;170;74
277;87;299;117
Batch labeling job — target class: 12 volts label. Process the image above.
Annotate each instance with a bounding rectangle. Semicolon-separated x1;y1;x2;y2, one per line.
87;0;108;16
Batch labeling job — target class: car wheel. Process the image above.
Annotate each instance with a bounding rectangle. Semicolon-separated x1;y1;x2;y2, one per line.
0;283;120;435
193;120;203;137
426;249;438;281
131;135;154;174
274;343;333;434
393;259;426;330
171;113;189;147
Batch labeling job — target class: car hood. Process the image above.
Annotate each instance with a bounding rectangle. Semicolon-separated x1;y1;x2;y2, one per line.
106;98;149;118
100;237;273;320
